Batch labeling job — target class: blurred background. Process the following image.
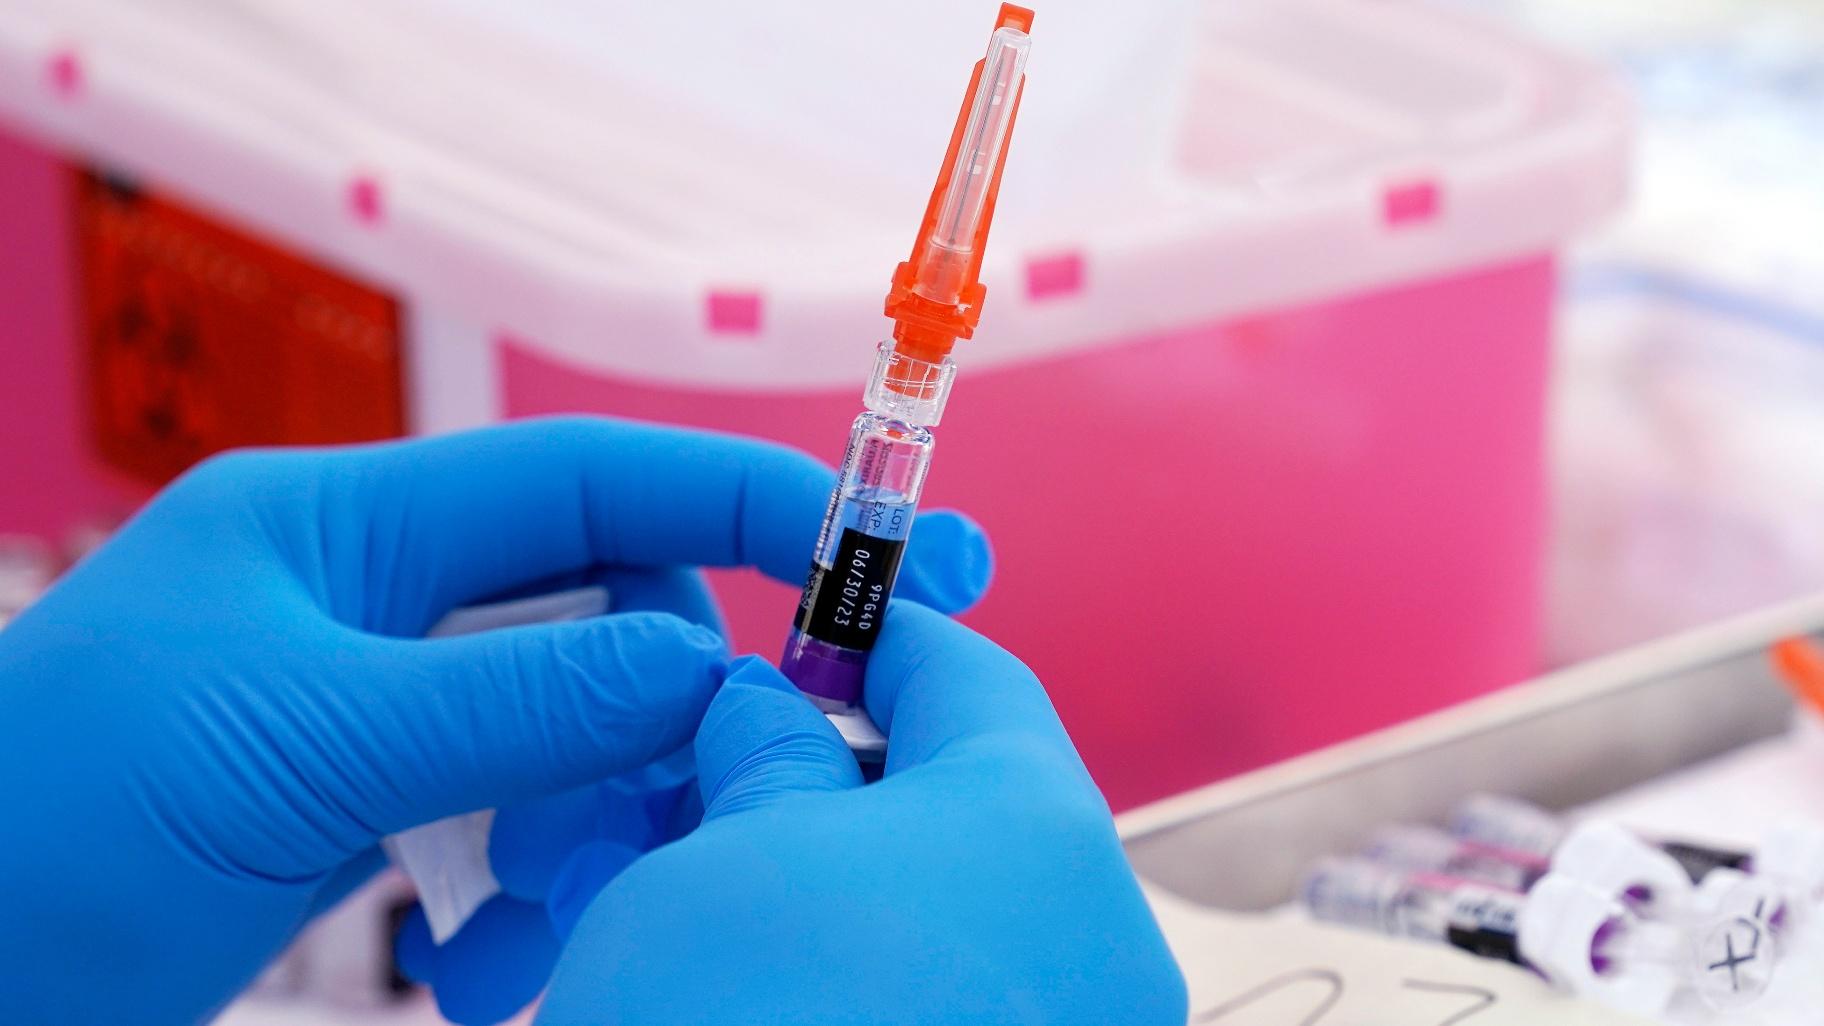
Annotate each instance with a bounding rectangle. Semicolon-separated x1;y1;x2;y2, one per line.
0;0;1821;1017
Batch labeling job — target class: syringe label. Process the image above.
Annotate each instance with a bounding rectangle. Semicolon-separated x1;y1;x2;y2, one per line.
1444;888;1525;967
794;528;906;651
1659;840;1752;883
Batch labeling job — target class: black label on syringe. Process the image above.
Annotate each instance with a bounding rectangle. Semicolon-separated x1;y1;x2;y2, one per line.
1443;887;1527;967
1660;840;1753;883
795;528;906;651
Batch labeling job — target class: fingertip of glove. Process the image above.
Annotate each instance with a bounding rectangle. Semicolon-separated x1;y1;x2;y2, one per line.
599;610;726;655
681;620;729;655
724;653;798;694
663;616;732;671
905;509;993;614
586;612;730;702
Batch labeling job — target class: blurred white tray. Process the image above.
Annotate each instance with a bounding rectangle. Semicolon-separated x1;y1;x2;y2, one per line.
1116;594;1824;1025
1118;593;1824;910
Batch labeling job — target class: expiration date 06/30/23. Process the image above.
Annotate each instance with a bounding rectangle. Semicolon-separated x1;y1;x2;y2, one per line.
831;545;886;632
801;527;907;650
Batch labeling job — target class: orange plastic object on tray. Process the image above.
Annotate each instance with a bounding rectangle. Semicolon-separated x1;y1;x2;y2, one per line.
1772;637;1824;717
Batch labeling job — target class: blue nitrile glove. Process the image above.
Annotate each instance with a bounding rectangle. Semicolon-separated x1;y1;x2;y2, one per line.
535;602;1188;1026
397;513;991;1025
0;417;990;1026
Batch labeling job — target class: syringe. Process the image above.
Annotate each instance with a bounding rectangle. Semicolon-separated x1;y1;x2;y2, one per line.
1301;857;1535;967
1448;795;1824;910
1302;858;1765;1016
779;4;1033;759
1362;824;1550;893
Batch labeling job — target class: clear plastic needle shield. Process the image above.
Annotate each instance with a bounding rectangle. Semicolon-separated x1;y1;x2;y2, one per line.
779;5;1032;758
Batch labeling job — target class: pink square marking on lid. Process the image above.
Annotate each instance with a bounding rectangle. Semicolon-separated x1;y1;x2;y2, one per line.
706;290;763;335
1382;179;1441;227
348;175;384;226
48;49;82;98
1025;251;1085;301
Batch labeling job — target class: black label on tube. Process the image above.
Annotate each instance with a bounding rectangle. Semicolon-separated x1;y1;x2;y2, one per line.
794;528;906;651
1444;889;1526;967
1660;840;1753;883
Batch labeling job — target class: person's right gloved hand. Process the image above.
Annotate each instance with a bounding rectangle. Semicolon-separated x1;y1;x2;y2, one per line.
536;602;1188;1025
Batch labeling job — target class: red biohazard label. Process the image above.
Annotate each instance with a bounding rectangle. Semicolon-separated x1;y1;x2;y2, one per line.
70;167;406;485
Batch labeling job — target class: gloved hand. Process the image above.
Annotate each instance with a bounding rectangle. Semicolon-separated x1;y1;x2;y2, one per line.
0;417;989;1026
363;494;990;1026
536;602;1188;1026
394;478;992;1025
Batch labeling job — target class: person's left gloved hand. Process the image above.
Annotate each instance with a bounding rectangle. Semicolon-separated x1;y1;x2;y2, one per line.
0;417;990;1026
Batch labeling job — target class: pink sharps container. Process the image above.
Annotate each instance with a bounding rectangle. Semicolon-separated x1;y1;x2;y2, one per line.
0;0;1627;808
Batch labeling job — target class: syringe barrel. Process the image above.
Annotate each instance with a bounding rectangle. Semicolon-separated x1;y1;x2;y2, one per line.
1365;825;1549;892
1449;794;1568;857
1303;858;1529;966
780;344;943;711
